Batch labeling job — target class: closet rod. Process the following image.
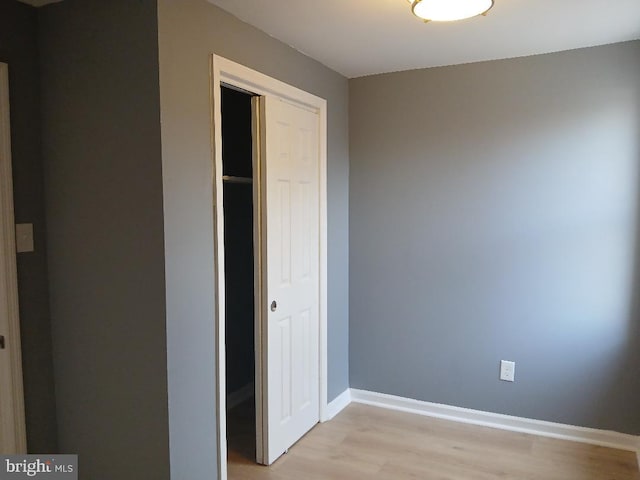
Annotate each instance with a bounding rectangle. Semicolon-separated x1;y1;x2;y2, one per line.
222;175;253;184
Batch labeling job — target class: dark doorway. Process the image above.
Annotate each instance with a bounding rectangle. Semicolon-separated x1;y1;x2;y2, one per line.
222;85;256;462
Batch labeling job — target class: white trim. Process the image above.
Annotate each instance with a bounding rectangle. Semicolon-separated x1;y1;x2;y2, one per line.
0;63;27;454
251;95;265;466
317;94;329;425
211;55;329;479
351;389;640;453
226;382;255;411
210;55;228;480
324;389;352;422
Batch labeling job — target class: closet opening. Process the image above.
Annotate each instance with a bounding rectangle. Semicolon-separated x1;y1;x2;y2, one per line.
222;85;259;465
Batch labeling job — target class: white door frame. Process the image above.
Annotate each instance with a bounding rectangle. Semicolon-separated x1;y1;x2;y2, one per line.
210;55;328;480
0;62;27;453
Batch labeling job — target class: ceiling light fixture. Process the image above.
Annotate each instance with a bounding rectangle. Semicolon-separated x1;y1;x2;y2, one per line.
407;0;494;22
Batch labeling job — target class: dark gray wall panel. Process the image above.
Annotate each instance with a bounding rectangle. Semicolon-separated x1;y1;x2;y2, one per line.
349;41;640;434
38;0;169;477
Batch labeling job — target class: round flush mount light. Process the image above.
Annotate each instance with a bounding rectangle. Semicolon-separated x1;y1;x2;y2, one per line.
407;0;494;22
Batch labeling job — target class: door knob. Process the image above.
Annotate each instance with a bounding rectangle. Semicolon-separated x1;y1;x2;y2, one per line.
270;300;277;312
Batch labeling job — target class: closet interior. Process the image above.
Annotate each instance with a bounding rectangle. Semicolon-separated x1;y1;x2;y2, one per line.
222;85;257;462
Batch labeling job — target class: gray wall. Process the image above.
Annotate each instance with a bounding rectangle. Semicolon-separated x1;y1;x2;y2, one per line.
38;1;170;477
157;0;350;477
0;0;57;453
350;41;640;434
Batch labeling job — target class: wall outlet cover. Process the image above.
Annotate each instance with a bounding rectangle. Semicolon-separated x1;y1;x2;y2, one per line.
500;360;515;382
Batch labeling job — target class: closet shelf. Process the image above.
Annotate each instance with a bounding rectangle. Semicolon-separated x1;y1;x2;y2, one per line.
222;175;253;184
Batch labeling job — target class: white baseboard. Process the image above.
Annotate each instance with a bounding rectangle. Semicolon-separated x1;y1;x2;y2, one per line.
350;389;640;453
323;389;352;421
226;382;254;411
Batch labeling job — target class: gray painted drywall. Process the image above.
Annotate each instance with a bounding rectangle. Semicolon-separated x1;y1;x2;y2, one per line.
157;0;349;477
349;40;640;434
38;0;170;477
0;0;57;453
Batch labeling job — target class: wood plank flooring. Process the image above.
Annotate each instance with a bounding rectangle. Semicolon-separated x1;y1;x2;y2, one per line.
227;401;640;480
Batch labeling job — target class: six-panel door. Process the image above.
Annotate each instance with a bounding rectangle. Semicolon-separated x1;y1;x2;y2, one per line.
262;96;320;465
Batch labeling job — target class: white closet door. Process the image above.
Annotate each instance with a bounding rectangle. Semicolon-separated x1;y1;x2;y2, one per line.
261;96;320;465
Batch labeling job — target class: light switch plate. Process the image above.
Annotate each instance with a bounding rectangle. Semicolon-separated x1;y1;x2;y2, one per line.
15;223;34;253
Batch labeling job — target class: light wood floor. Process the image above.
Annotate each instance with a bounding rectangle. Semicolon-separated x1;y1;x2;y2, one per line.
228;401;640;480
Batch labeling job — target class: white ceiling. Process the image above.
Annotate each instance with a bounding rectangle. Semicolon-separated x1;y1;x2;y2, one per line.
208;0;640;78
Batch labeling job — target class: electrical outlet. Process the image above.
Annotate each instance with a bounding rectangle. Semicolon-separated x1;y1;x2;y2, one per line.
500;360;515;382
